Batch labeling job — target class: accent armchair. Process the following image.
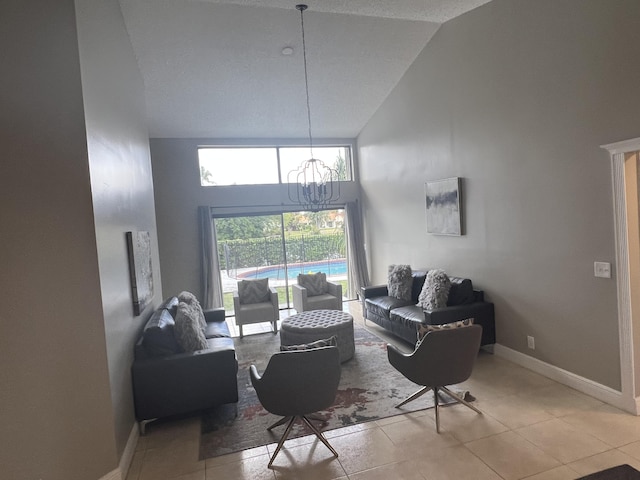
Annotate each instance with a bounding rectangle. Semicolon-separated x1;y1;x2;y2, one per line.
387;324;483;432
292;272;343;313
233;279;279;338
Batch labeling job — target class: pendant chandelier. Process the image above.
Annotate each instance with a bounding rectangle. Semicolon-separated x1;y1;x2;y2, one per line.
287;4;340;211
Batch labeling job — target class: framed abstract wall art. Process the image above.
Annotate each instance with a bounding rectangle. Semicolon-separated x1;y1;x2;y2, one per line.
425;177;463;236
126;231;154;315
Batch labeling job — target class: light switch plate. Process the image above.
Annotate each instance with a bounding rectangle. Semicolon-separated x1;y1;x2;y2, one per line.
594;262;611;278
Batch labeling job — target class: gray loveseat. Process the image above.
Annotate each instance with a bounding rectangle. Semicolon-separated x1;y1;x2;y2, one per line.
361;269;495;347
131;296;238;433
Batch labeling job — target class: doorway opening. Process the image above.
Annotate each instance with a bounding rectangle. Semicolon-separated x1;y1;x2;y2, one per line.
214;209;347;316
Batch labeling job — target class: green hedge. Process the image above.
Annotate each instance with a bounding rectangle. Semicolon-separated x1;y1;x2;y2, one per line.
218;232;345;270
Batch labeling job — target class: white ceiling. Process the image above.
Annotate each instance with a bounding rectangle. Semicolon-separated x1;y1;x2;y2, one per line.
118;0;492;139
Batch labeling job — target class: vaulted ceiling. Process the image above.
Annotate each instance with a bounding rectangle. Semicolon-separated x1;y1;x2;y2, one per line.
119;0;492;138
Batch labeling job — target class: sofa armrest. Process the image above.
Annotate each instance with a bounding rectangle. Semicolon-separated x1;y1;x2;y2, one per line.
132;337;238;421
326;281;342;299
361;284;388;299
203;307;225;323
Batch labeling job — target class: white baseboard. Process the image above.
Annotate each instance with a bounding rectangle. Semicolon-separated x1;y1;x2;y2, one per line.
99;468;121;480
118;422;140;479
493;343;639;414
93;422;139;480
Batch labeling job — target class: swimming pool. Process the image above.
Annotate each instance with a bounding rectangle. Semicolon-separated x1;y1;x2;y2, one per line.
238;259;347;280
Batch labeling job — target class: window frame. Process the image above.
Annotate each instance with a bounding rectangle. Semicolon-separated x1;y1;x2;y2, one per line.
198;144;353;187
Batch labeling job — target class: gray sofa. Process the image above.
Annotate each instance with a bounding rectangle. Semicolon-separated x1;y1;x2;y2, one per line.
361;269;495;347
131;296;238;433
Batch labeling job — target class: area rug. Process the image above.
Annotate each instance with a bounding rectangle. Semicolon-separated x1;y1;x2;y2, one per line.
577;464;640;479
199;324;472;460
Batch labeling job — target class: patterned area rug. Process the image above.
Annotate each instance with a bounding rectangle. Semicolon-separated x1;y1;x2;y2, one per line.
199;324;471;460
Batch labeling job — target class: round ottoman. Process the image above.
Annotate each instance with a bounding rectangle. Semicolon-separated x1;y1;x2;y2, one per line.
280;310;355;362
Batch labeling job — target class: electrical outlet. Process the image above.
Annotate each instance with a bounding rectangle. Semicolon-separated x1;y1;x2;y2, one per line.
594;262;611;278
527;336;535;350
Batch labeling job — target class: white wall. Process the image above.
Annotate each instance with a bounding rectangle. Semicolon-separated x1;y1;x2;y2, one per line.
0;1;118;478
358;0;640;390
75;0;162;459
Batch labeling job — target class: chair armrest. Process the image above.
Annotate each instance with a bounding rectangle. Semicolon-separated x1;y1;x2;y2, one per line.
292;284;307;312
269;287;279;309
204;307;225;323
326;281;342;299
249;364;262;384
233;291;240;312
387;343;412;374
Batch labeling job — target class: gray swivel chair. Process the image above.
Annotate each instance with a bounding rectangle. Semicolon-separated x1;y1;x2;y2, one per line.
387;324;483;433
250;346;341;467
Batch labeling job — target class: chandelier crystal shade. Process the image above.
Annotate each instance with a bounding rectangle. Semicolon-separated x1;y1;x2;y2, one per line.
287;4;340;211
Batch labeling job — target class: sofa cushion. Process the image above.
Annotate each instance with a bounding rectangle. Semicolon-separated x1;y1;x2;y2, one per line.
389;304;425;330
366;296;414;318
280;335;338;351
142;308;181;357
418;269;451;310
387;264;413;301
174;302;208;352
298;272;327;296
448;277;474;306
238;278;270;304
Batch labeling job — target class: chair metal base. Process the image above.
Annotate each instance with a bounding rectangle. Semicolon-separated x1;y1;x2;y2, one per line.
395;385;482;433
266;415;338;467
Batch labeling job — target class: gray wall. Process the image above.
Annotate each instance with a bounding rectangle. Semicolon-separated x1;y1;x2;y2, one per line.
0;1;160;478
76;0;162;458
150;138;359;300
358;0;640;389
0;1;118;479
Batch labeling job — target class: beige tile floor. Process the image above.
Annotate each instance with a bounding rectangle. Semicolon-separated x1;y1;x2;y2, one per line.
126;303;640;480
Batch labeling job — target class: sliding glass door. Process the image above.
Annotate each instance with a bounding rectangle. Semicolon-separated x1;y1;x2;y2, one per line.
215;210;347;316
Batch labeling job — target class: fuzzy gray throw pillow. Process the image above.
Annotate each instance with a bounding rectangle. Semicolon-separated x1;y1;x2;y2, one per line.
418;269;452;310
177;291;206;330
387;264;413;301
174;302;208;352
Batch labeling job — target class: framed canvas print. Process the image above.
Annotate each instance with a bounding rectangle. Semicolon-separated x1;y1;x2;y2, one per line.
126;231;154;315
425;177;462;235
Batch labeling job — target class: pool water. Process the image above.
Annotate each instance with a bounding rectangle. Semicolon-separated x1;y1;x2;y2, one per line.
238;259;347;280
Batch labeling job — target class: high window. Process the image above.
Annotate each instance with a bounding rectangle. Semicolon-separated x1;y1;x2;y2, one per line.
198;146;352;186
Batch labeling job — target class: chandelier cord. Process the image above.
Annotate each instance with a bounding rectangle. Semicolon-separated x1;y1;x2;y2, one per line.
298;4;314;160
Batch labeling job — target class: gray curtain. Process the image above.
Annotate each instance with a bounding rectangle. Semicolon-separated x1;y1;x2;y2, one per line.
345;201;370;299
198;206;223;309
